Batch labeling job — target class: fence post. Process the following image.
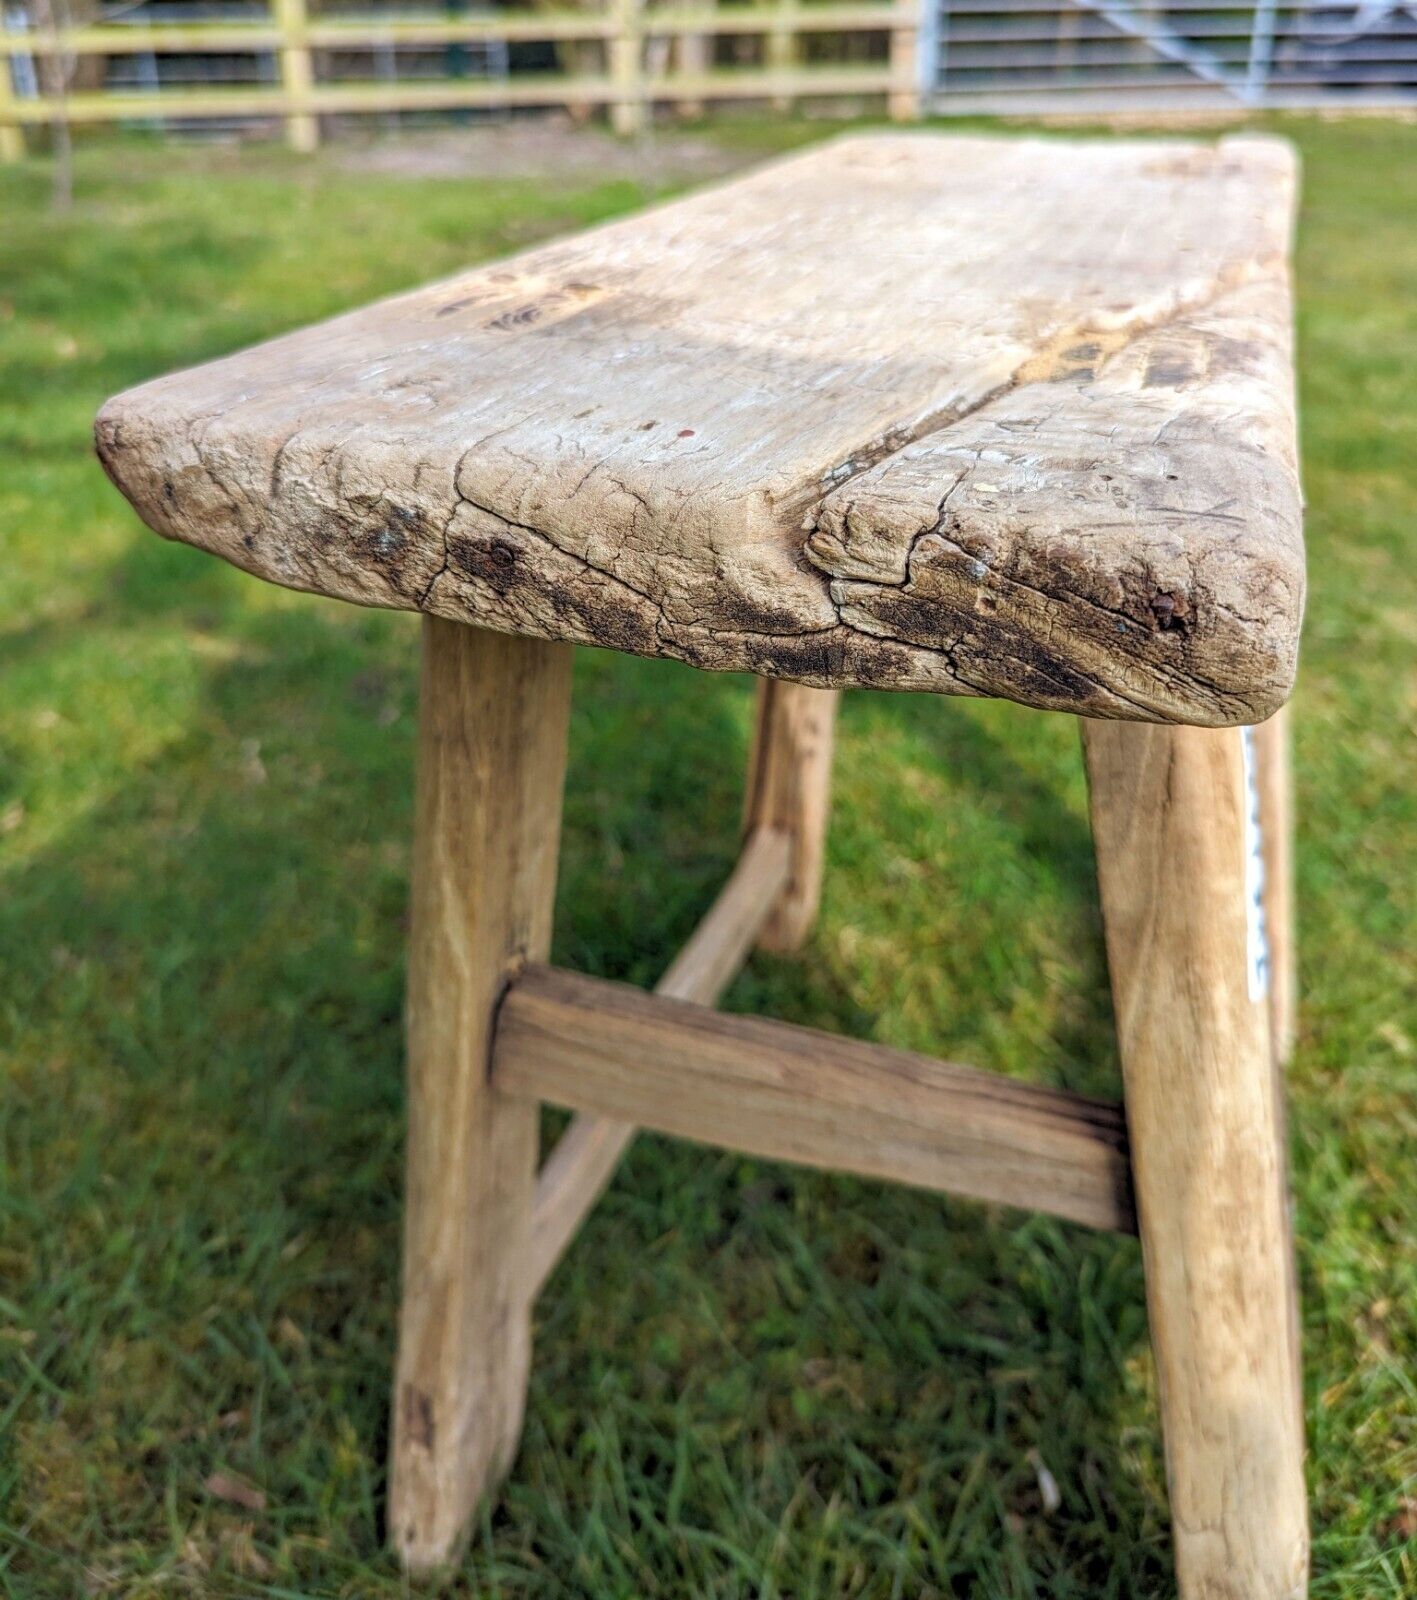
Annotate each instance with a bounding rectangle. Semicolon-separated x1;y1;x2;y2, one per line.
0;48;24;164
766;0;797;112
926;0;948;105
675;21;710;119
610;0;644;134
888;2;920;119
274;0;319;153
1244;0;1278;106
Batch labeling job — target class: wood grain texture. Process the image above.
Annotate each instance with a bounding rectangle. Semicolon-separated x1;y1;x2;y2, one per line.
390;619;571;1573
96;132;1303;725
743;681;837;950
527;825;792;1295
1082;717;1308;1600
497;964;1137;1234
811;271;1303;724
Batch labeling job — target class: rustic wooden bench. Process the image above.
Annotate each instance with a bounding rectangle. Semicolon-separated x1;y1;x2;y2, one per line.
97;132;1309;1599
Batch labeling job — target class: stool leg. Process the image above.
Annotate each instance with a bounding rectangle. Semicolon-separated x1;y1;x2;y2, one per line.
1081;719;1308;1600
389;619;573;1572
743;679;838;951
1253;705;1298;1066
1249;707;1307;1457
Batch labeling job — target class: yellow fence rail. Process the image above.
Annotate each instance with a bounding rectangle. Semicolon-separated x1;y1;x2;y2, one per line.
0;2;919;159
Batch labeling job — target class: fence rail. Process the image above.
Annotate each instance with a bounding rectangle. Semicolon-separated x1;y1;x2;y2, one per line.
9;0;1411;164
0;1;919;158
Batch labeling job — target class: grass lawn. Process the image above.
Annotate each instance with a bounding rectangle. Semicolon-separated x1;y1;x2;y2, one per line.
1;116;1413;1598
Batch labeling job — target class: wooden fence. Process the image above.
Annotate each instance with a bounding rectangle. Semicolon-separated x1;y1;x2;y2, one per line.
0;2;920;161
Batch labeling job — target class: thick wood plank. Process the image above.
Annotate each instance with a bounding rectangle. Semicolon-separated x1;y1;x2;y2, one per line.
743;681;838;951
1082;718;1307;1600
498;965;1137;1234
527;825;792;1294
98;133;1302;725
811;271;1303;725
390;620;571;1573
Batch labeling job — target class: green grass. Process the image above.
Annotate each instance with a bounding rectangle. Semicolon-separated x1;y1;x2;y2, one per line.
0;118;1413;1598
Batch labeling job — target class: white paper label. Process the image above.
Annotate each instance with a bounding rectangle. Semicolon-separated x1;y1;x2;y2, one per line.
1239;725;1270;1004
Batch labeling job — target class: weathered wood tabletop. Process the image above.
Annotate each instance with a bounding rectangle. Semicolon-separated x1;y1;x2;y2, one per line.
97;133;1303;726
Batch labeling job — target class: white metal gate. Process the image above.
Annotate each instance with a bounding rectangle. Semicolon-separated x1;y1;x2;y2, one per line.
919;0;1417;112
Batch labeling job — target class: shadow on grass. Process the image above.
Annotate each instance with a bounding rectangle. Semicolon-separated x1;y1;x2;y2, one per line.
2;532;1166;1597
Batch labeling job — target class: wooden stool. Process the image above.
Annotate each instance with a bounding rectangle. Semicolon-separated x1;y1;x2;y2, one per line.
97;133;1309;1598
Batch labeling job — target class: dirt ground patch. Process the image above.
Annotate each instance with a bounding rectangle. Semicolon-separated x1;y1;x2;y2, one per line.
336;114;750;186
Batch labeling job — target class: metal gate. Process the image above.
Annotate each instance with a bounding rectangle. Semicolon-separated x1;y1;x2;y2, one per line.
919;0;1417;112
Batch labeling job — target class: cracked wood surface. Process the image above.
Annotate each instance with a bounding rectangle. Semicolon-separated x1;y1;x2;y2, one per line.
95;132;1304;724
